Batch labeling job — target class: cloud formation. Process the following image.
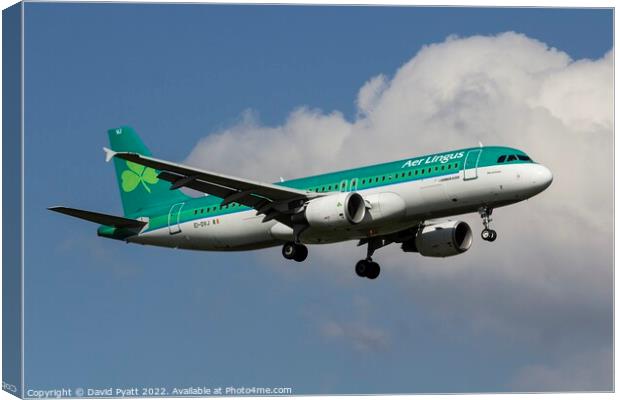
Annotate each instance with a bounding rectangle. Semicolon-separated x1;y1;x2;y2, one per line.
185;32;613;391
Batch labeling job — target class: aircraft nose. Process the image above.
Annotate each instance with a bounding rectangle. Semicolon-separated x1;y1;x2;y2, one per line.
532;164;553;191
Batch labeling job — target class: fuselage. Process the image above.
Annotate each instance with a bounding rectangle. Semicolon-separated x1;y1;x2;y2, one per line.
98;146;552;251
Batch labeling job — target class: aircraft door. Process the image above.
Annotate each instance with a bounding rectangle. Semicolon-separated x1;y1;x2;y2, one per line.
463;150;482;180
168;202;184;234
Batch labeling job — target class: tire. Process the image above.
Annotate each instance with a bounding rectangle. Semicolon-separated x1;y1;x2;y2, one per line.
366;262;381;280
488;230;497;242
355;260;368;277
293;245;308;262
282;242;296;260
481;229;491;241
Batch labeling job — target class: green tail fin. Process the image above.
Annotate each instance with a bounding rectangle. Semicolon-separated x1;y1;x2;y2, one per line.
108;126;191;216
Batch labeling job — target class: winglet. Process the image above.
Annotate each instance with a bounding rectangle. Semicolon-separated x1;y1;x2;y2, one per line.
103;147;116;162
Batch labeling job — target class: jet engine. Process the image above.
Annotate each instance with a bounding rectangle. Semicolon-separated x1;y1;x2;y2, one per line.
402;220;473;257
301;192;366;229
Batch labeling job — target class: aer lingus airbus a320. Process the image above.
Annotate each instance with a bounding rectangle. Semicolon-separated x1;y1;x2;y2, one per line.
50;126;552;279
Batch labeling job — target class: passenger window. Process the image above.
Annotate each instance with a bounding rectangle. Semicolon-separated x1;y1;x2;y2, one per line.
408;171;412;176
507;155;517;162
382;176;385;181
428;168;431;173
415;170;418;175
441;165;445;170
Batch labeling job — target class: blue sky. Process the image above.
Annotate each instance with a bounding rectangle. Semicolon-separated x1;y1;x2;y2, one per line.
24;4;612;394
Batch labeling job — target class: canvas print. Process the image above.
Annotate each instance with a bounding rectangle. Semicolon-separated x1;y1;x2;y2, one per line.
2;2;613;397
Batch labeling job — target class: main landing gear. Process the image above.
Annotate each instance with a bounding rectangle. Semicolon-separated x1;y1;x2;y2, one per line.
355;259;380;280
282;241;308;262
479;206;497;242
355;237;385;280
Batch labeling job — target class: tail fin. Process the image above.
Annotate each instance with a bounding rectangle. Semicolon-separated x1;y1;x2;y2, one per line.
108;126;191;216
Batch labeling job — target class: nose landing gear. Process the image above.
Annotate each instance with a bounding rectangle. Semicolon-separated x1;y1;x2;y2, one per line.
481;229;497;241
479;207;497;242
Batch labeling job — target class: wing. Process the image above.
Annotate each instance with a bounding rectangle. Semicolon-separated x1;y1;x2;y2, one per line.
104;148;320;225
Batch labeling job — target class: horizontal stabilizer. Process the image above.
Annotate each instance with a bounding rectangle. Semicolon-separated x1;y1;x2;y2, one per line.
48;206;147;229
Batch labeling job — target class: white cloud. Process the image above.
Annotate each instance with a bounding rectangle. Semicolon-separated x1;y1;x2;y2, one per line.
184;32;613;391
356;73;388;116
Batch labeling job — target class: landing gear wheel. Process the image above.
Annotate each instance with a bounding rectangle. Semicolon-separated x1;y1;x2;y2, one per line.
366;262;381;280
293;245;308;262
481;229;497;242
355;260;381;279
282;242;297;259
282;242;308;261
355;260;368;277
481;229;492;241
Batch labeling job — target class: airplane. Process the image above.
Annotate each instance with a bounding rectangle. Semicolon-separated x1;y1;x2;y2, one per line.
49;126;553;280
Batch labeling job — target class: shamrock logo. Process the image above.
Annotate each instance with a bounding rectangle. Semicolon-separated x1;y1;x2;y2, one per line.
121;161;159;193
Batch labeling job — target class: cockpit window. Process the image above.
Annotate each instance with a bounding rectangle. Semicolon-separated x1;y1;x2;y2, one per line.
497;155;506;163
517;155;531;161
507;155;517;162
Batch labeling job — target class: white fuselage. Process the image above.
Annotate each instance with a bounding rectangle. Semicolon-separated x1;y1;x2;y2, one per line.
129;163;552;251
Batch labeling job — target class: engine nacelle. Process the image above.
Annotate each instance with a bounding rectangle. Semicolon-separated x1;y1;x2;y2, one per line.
402;220;473;257
304;192;366;229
